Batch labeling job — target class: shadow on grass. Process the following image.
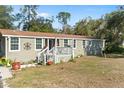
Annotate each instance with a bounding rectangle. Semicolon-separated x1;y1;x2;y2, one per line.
106;54;124;58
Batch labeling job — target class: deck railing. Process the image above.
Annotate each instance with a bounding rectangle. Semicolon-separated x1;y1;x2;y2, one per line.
56;46;73;55
37;46;73;64
37;47;48;63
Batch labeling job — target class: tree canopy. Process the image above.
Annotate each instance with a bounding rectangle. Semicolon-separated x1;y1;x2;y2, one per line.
0;5;15;29
100;10;124;53
28;17;55;33
16;5;39;31
56;12;71;33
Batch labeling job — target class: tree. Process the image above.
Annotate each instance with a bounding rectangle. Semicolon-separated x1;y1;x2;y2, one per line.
28;17;55;33
103;10;124;53
74;17;102;36
91;10;124;53
16;5;39;31
0;5;15;29
56;12;71;33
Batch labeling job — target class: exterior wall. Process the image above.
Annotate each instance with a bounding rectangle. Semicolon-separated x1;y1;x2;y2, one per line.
73;39;84;57
56;55;72;63
58;39;84;57
5;36;104;63
58;39;104;57
7;37;46;63
0;37;5;57
59;39;63;47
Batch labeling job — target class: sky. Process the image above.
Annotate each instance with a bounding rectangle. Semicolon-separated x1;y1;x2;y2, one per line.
13;5;118;29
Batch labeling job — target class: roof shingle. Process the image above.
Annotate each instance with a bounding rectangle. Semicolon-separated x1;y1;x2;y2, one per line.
0;29;93;39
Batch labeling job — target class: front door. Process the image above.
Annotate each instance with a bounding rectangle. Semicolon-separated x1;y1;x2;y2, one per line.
49;39;55;50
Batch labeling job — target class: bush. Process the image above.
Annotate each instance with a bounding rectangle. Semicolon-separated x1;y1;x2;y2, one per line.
0;58;12;67
105;46;124;54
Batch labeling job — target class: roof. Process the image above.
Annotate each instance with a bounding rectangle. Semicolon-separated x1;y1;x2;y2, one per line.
0;29;94;39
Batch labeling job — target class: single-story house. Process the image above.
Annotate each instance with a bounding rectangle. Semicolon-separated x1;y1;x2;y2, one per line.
0;29;105;64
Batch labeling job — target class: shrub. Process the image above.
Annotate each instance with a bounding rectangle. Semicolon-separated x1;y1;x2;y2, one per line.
0;58;12;67
105;46;124;54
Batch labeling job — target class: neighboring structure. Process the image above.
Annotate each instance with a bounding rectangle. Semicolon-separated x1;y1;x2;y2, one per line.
0;29;105;64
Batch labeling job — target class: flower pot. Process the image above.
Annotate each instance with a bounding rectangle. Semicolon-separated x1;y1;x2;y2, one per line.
12;62;21;70
47;61;53;65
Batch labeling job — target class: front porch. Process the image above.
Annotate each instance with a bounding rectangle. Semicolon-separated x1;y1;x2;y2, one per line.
36;38;74;64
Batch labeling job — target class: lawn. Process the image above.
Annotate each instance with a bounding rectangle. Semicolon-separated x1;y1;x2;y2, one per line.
7;56;124;88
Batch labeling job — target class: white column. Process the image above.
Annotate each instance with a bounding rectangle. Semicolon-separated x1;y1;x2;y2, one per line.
102;39;105;50
54;38;57;64
44;38;49;65
5;37;8;58
47;38;49;53
72;39;74;59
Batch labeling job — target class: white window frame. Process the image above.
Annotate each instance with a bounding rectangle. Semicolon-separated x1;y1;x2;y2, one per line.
9;37;20;52
73;39;77;49
35;38;43;51
64;39;69;47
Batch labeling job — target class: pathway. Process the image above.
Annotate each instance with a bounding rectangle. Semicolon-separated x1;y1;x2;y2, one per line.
0;67;12;88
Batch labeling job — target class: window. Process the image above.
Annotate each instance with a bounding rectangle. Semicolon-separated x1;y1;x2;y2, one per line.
36;38;43;50
64;39;68;47
10;37;20;51
82;40;86;48
57;39;60;46
89;40;91;45
73;39;76;48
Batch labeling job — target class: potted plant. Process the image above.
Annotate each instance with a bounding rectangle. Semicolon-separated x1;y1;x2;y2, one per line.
12;59;21;70
46;60;53;65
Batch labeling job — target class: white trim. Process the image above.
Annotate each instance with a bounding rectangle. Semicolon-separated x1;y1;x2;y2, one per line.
5;37;8;58
102;39;106;50
3;35;55;39
47;39;49;51
63;39;69;47
9;37;20;52
35;38;43;51
54;38;57;64
2;34;104;40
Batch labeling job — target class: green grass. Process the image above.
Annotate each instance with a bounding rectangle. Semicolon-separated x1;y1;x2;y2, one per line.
6;56;124;88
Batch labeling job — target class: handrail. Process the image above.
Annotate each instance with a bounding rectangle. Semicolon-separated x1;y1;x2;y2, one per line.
37;47;48;63
37;46;73;64
49;47;55;54
38;47;48;56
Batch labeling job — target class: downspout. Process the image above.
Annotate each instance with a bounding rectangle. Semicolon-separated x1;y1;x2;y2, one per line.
5;36;8;58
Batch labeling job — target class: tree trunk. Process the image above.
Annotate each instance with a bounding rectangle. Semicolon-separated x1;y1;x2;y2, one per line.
63;25;67;34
